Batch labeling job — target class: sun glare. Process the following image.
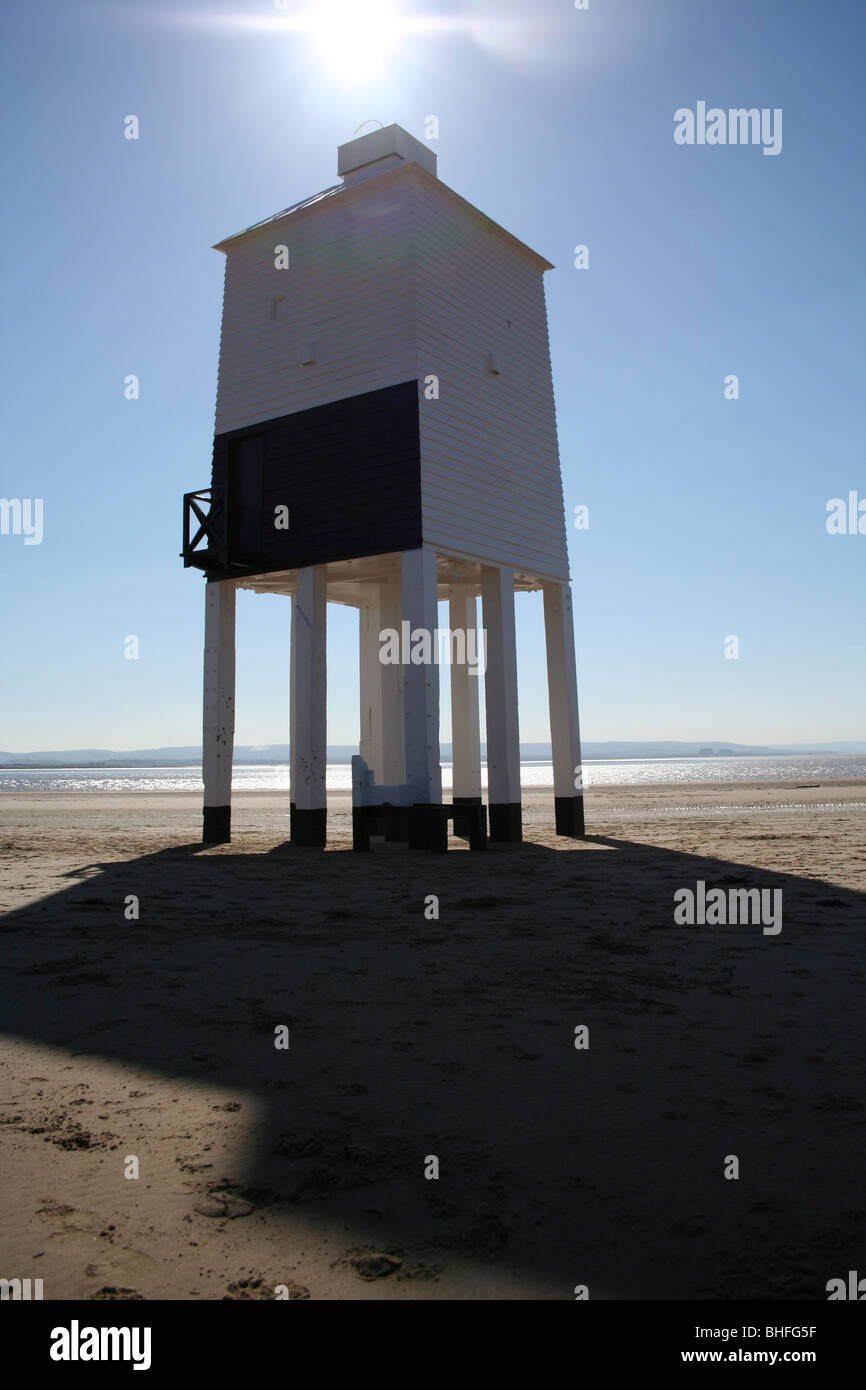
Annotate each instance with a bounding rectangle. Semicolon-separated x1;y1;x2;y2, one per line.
307;0;400;81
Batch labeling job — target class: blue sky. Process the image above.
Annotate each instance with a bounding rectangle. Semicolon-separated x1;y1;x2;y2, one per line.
0;0;863;753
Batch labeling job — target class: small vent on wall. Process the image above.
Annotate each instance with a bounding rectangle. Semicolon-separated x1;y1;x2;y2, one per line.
486;352;501;375
271;296;288;321
301;342;318;365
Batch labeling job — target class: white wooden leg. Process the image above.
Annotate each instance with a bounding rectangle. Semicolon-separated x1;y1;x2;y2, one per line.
202;579;236;843
359;596;384;780
290;565;328;845
543;581;585;836
401;549;442;804
379;573;406;785
449;590;482;800
481;564;521;841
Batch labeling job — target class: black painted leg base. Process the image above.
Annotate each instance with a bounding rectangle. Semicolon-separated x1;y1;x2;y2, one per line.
353;807;409;851
352;803;486;852
409;804;447;853
352;807;371;851
385;811;410;843
554;795;586;837
290;804;327;847
203;805;231;844
489;802;522;843
452;794;482;839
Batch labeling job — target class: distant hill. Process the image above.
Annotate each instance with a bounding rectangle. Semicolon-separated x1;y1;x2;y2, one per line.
1;740;864;768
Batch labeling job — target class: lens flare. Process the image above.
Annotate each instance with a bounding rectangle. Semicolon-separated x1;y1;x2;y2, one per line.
306;0;400;80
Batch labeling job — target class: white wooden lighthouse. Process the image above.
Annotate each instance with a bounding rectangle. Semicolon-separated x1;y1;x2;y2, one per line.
183;124;584;849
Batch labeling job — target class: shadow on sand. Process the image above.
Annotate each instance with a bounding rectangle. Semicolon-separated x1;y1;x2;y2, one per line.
2;831;864;1298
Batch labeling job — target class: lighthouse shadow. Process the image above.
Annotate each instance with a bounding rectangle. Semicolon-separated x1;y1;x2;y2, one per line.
2;831;865;1299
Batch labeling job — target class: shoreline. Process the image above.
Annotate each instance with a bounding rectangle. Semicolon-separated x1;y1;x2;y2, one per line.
1;775;865;797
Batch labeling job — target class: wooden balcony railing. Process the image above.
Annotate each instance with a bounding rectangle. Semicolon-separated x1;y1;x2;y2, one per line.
182;487;227;570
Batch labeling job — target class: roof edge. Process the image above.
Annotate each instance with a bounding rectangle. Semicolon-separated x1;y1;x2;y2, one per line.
212;163;555;271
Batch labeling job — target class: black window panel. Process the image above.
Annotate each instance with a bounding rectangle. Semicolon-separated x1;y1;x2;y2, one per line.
209;382;422;576
228;435;264;558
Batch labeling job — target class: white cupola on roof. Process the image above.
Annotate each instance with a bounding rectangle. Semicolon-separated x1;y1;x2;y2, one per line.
337;122;437;183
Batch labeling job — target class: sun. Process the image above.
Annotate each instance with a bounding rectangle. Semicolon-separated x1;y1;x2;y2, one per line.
306;0;401;81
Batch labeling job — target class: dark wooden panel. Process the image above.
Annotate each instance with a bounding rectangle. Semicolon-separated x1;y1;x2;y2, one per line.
229;434;264;559
209;381;421;576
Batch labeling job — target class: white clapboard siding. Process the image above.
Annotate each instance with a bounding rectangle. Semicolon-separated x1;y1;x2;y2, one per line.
213;176;420;436
212;158;570;583
408;168;569;581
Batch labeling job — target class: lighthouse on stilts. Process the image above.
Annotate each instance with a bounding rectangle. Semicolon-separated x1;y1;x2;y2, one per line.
183;125;584;851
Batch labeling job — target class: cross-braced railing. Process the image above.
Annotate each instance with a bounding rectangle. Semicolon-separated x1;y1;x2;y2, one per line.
182;487;227;569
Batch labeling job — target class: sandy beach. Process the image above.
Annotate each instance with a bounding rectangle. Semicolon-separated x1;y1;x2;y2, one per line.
1;781;864;1300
